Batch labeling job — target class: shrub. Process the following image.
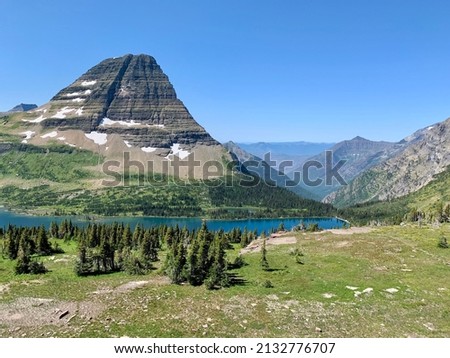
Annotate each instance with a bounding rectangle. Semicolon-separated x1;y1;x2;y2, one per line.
29;261;48;274
438;236;449;249
230;255;247;269
261;280;273;288
124;255;147;275
306;223;321;232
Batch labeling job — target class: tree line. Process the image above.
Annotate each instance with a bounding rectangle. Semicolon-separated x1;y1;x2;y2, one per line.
0;221;262;289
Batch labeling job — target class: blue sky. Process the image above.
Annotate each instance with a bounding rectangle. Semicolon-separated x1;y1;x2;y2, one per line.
1;0;450;143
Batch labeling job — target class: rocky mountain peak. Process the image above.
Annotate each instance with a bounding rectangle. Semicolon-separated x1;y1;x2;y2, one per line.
8;103;37;112
9;54;228;179
22;54;218;149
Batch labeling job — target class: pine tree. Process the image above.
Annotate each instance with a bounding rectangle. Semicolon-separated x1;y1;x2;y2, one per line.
75;243;93;276
50;222;59;238
206;234;229;289
15;245;31;274
196;221;212;280
6;229;19;260
37;225;52;255
100;237;115;272
142;229;158;264
132;224;143;248
186;236;203;285
121;224;132;250
260;238;270;271
165;238;186;284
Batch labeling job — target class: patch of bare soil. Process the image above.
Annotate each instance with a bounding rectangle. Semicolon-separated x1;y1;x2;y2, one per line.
0;276;170;334
0;284;10;296
91;276;170;295
114;276;170;293
0;297;104;328
240;233;298;254
324;227;372;235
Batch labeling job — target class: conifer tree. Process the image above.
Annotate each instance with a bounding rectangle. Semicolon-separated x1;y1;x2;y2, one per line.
121;224;132;249
6;229;19;260
37;225;52;255
206;234;229;289
165;238;186;284
186;236;202;285
50;222;59;238
132;224;143;248
15;245;31;274
75;243;93;276
142;229;158;264
196;221;212;280
260;238;270;271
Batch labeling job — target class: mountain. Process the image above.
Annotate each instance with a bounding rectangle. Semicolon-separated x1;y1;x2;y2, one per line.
0;54;333;218
224;141;320;200
3;54;226;179
236;141;334;171
331;118;450;208
297;136;397;200
8;103;37;112
0;103;37;117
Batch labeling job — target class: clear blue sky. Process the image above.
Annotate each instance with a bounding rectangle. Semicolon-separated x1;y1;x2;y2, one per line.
1;0;450;143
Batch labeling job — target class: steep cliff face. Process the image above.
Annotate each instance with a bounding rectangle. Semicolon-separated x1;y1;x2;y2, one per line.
5;54;228;179
37;54;218;148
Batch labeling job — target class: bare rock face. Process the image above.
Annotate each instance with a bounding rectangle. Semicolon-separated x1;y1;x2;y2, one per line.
42;54;218;149
10;54;229;180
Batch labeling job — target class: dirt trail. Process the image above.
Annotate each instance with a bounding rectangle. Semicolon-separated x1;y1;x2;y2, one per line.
240;233;298;254
323;227;372;235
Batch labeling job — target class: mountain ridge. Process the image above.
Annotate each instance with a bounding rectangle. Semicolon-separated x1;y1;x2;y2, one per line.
330;117;450;207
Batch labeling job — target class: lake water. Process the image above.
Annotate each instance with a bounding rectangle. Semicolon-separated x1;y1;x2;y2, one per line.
0;209;346;234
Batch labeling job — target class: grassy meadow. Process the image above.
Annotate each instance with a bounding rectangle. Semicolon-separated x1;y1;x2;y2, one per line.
0;224;449;338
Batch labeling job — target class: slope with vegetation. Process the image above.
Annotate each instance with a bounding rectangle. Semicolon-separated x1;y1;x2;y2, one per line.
0;223;449;337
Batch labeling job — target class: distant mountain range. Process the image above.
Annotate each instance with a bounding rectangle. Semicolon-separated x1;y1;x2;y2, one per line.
0;103;37;116
236;141;334;171
234;117;450;219
330;119;450;208
224;141;320;201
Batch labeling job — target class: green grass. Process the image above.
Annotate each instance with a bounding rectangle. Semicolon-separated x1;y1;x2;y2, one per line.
1;224;449;337
0;145;100;183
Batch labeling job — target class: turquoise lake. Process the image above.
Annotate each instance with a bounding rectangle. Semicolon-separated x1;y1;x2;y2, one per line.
0;209;346;234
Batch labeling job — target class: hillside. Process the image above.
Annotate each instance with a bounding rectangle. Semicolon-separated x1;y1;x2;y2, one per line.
224;141;320;201
338;165;450;225
295;136;396;200
331;118;450;207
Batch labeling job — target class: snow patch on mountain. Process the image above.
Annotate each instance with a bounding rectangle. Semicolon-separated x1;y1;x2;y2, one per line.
165;143;190;160
85;131;107;145
81;80;97;87
41;131;58;139
141;146;157;153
